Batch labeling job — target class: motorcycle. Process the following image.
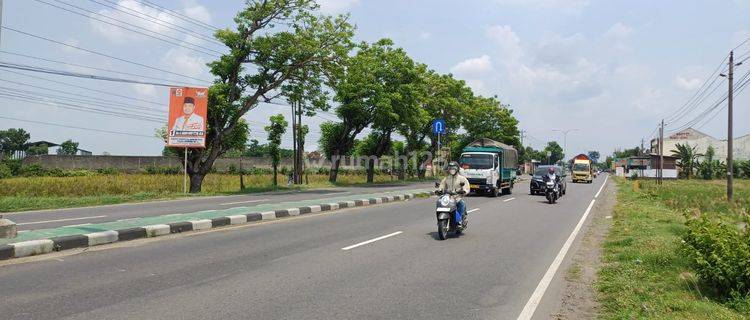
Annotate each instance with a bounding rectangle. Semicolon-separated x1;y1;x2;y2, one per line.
545;179;559;204
434;182;468;240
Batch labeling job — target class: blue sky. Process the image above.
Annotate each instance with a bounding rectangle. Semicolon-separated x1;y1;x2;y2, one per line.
1;0;749;157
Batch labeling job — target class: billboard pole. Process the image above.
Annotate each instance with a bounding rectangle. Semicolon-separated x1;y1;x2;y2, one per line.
183;147;188;193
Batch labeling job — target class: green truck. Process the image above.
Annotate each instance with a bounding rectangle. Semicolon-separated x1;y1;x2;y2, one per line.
458;138;518;197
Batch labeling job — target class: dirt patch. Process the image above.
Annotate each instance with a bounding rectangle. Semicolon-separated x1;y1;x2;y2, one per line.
553;181;617;319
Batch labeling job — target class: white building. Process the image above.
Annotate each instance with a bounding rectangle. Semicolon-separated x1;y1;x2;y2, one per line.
651;128;750;161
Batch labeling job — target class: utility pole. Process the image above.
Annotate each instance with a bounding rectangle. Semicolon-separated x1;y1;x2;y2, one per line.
552;129;579;164
520;129;526;147
727;51;734;201
659;120;664;185
640;138;645;156
290;102;297;185
297;103;303;184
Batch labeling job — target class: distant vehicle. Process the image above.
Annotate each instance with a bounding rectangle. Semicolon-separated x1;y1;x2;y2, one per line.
530;165;567;195
571;154;593;183
458;138;518;197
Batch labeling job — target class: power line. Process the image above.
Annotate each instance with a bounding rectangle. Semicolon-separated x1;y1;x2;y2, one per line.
32;0;223;57
0;92;164;123
0;50;204;87
136;0;220;31
0;115;158;139
664;54;728;124
0;68;164;107
86;0;223;46
694;70;750;130
1;25;212;83
0;61;193;87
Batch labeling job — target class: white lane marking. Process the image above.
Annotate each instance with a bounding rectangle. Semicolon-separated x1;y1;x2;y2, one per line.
467;208;480;213
17;215;107;226
62;223;91;228
595;175;609;198
516;199;596;320
503;197;516;202
341;231;403;251
219;199;269;206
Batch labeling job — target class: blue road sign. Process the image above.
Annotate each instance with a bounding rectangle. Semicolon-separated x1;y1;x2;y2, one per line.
432;119;446;135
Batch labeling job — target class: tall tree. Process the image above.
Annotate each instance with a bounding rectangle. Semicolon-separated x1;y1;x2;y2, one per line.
57;139;79;155
587;150;600;163
265;114;288;186
0;128;31;156
544;141;564;165
456;96;521;159
183;0;354;192
26;144;49;156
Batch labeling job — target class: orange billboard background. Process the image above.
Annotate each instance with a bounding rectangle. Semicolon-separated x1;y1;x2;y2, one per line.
167;87;208;148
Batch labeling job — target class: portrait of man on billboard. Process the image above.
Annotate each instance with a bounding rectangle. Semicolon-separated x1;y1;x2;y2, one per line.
171;96;204;132
167;87;208;148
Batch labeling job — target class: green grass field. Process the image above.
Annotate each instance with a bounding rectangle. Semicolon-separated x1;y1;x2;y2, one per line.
597;178;750;319
0;173;423;212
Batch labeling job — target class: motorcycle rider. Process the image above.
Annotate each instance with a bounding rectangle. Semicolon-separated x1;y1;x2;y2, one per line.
438;161;471;227
542;167;561;195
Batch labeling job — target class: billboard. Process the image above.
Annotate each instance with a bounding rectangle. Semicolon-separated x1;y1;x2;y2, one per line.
167;87;208;148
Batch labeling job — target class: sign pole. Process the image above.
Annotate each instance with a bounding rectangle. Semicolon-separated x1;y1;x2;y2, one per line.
183;147;188;193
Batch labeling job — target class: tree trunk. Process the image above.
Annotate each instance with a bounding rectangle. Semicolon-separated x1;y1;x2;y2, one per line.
398;159;406;180
329;154;341;183
272;164;278;186
367;158;375;183
189;173;205;193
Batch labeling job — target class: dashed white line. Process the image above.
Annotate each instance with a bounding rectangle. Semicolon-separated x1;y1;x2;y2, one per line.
341;231;403;251
467;208;480;213
219;199;269;206
516;199;597;320
17;215;107;226
595;175;609;198
503;197;516;202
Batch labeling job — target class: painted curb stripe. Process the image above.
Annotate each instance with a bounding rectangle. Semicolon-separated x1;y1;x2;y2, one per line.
286;208;301;216
86;230;118;246
13;239;54;258
299;207;312;214
211;217;231;228
190;220;212;231
144;225;170;237
51;235;88;251
169;222;193;233
116;227;147;241
246;212;262;222
260;211;276;220
0;245;13;260
226;215;247;225
320;204;332;211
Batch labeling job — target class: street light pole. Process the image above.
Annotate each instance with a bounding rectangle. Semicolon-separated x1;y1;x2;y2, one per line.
552;129;579;164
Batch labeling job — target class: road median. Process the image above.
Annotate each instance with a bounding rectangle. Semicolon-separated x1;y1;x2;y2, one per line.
0;188;434;260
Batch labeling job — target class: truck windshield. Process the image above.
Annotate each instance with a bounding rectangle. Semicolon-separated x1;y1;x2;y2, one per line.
573;163;590;172
460;154;494;169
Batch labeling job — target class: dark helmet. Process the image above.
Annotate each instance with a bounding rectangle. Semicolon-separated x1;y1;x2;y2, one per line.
548;167;555;174
447;161;459;173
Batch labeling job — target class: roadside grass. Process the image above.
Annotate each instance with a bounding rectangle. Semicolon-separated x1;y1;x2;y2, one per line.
0;173;431;212
597;178;749;319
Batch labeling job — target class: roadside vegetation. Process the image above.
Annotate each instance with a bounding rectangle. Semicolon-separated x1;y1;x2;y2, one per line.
598;178;750;319
0;165;425;212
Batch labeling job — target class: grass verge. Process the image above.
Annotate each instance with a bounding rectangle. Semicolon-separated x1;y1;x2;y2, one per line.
596;178;747;319
0;173;432;212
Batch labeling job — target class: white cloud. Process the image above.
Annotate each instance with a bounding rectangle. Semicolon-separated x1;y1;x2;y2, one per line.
451;55;494;77
730;29;750;47
419;31;432;40
317;0;359;13
485;25;522;63
675;76;702;91
131;84;158;98
162;48;207;77
604;22;634;39
183;3;212;24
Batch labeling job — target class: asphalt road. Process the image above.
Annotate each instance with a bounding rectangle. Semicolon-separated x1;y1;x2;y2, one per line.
0;175;609;320
6;182;434;230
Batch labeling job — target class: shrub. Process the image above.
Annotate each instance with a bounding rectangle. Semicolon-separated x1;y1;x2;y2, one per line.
1;159;22;176
96;168;120;175
0;163;11;179
144;166;181;175
20;164;47;177
682;216;750;296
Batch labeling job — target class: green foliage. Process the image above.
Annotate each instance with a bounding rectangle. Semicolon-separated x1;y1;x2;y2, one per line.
587;150;600;163
699;145;723;180
20;164;47;177
0;163;11;179
144;166;181;175
544;141;565;164
57;139;79;155
183;0;354;192
739;160;750;179
0;128;31;155
265;114;288;186
683;216;750;297
613;146;641;159
26;143;49;156
1;159;22;176
671;142;701;179
459;96;521;150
